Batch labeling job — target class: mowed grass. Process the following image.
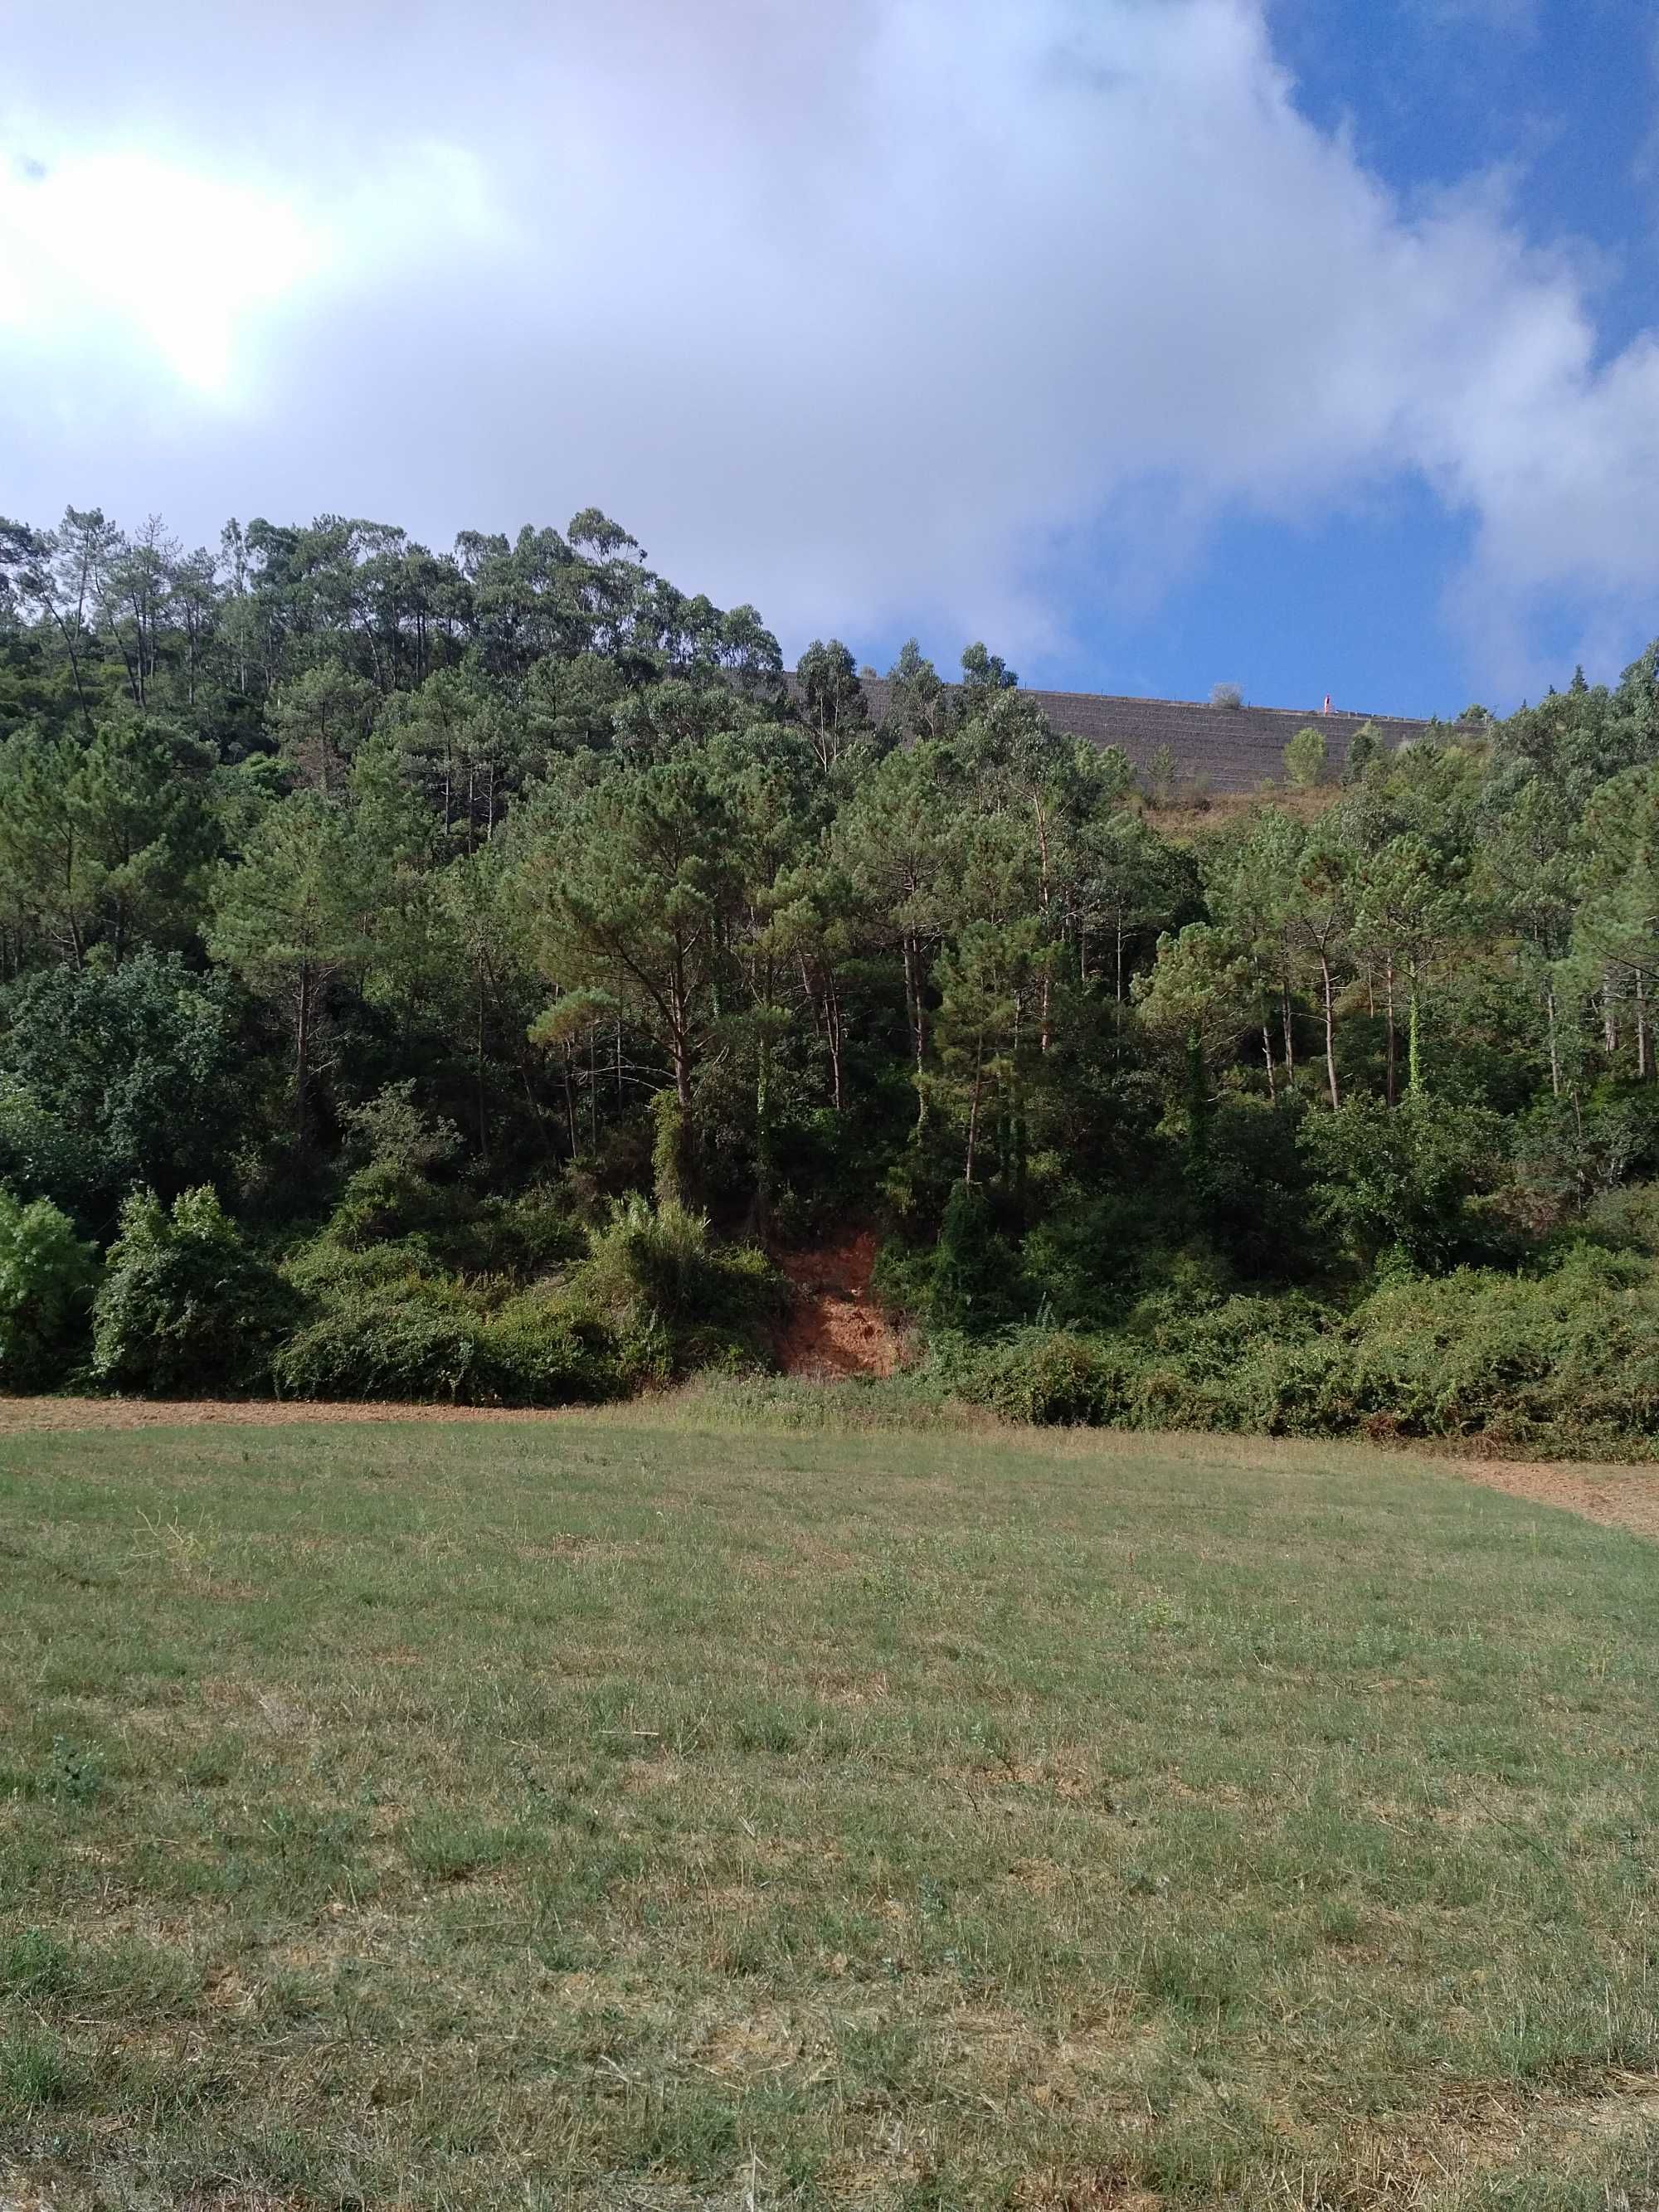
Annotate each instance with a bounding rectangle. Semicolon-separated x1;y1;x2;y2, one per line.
2;1413;1658;2210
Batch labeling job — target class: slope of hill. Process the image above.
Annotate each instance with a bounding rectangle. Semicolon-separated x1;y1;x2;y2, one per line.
840;676;1463;793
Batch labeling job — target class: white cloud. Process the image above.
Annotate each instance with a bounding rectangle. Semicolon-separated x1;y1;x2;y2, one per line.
0;0;1652;695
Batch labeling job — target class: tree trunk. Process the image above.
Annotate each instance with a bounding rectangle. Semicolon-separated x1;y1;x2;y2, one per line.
475;973;489;1165
1546;984;1561;1100
294;965;312;1149
1262;1021;1277;1103
964;1044;984;1184
1407;971;1423;1096
825;979;844;1112
1384;957;1397;1109
1638;968;1650;1082
1320;955;1340;1110
902;932;927;1125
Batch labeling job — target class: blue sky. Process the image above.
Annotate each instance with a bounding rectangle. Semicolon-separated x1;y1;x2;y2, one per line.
958;0;1659;716
2;0;1657;717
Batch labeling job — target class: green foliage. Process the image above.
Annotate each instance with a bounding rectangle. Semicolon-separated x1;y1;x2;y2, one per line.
1189;1097;1312;1276
10;488;1659;1443
1301;1091;1512;1271
0;1188;96;1388
945;1246;1659;1453
0;953;243;1219
272;1260;620;1406
927;1183;1020;1332
577;1196;783;1377
1342;720;1383;783
1339;1247;1659;1450
934;1324;1131;1424
1283;724;1328;789
90;1188;296;1395
325;1080;465;1247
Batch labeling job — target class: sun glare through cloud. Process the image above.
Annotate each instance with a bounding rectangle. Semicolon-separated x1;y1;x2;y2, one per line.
0;148;319;398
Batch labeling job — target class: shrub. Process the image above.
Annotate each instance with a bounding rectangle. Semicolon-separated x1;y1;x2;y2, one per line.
577;1197;783;1378
455;1188;587;1277
326;1082;465;1248
0;1189;97;1389
469;1288;625;1405
274;1271;481;1402
940;1327;1131;1426
1342;1248;1659;1450
1283;725;1327;789
928;1184;1021;1333
868;1234;937;1324
272;1251;622;1406
937;1246;1659;1454
0;954;242;1219
90;1188;296;1396
1342;722;1383;784
1301;1092;1512;1273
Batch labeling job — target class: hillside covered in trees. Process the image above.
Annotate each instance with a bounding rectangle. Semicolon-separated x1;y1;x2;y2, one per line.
4;503;1659;1451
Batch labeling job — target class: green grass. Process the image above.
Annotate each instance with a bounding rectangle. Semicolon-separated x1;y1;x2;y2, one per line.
1;1410;1657;2209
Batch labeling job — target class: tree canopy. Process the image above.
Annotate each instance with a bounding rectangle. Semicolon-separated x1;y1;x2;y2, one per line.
7;496;1659;1445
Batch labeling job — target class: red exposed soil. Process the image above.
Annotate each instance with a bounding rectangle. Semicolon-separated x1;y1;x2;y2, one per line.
774;1230;903;1379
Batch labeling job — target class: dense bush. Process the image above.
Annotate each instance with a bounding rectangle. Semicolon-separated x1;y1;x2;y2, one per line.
0;955;244;1223
315;1085;588;1279
90;1188;297;1395
1342;1247;1659;1451
932;1325;1132;1426
325;1082;466;1249
941;1247;1659;1454
577;1197;783;1378
0;1189;98;1389
927;1183;1023;1332
274;1265;624;1398
1301;1092;1514;1272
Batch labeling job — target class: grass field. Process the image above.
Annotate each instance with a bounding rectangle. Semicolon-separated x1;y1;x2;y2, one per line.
2;1410;1657;2210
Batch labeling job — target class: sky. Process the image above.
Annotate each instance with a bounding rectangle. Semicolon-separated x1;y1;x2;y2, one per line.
2;0;1657;716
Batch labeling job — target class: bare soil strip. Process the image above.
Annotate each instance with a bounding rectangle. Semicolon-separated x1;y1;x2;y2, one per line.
1435;1456;1659;1539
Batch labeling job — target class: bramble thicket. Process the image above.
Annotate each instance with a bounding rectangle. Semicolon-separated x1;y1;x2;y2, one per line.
6;503;1659;1450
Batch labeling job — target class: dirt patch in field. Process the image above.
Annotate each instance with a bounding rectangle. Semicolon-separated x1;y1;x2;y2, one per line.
775;1232;902;1378
1451;1457;1659;1539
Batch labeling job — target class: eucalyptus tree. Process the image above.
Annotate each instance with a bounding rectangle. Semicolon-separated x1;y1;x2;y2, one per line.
795;639;870;771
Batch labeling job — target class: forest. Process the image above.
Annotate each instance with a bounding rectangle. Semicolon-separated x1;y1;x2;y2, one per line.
3;502;1659;1452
